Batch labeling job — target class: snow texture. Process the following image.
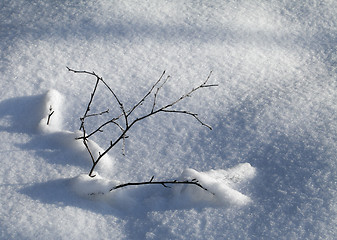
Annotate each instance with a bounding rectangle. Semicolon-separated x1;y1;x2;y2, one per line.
1;0;336;239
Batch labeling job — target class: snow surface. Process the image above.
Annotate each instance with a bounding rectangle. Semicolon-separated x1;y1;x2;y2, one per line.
1;0;336;239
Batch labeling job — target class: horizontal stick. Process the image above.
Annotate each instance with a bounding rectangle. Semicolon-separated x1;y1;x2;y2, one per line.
110;178;214;195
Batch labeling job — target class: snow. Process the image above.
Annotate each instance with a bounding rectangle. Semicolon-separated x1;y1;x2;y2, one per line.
37;89;64;133
1;0;336;239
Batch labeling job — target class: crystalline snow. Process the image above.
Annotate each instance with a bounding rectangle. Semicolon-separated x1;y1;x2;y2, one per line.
177;163;256;206
204;163;257;186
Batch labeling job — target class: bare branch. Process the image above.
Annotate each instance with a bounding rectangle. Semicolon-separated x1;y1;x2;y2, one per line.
152;74;170;113
202;70;215;86
75;117;123;140
46;105;54;125
127;70;166;117
77;117;96;167
67;67;128;128
110;177;214;195
68;67;217;177
201;84;219;88
79;76;99;130
161;109;213;130
159;71;216;111
83;139;95;165
85;109;109;118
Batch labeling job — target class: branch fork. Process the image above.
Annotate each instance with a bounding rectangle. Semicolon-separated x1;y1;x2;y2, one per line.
68;67;217;193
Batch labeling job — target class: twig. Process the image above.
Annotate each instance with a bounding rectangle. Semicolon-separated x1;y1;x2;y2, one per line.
110;176;214;195
127;70;166;118
83;139;96;165
159;71;216;111
161;109;213;130
85;109;109;118
151;74;170;113
46;105;54;125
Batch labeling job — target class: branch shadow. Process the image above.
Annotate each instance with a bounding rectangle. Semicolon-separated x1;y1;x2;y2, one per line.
18;130;92;169
0;94;91;169
0;94;45;134
19;178;122;217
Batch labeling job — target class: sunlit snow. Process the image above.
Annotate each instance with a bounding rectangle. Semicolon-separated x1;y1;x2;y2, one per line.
1;0;336;239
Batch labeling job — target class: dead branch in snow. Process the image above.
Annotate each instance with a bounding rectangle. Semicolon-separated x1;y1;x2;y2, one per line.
110;176;214;195
46;105;55;125
67;67;217;178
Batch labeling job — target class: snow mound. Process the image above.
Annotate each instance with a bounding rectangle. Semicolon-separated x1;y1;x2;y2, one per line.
70;163;256;210
176;163;256;206
35;89;115;176
38;89;64;133
71;174;119;198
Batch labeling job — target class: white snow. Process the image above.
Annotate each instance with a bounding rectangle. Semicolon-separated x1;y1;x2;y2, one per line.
37;89;64;133
1;0;336;239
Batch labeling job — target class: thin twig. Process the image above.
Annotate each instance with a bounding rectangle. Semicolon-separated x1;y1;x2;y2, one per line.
80;77;99;130
159;71;216;111
152;75;170;113
46;105;54;125
127;70;166;117
110;176;214;195
85;109;109;118
83;139;95;165
161;109;212;130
